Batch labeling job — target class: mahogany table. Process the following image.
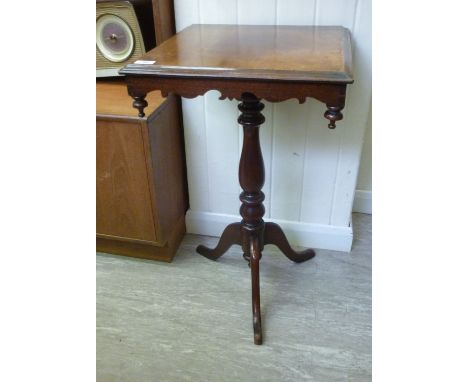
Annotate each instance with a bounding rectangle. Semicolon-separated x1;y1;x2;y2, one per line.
121;24;353;345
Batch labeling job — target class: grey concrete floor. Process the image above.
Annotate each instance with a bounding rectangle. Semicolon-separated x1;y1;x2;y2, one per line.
97;213;371;382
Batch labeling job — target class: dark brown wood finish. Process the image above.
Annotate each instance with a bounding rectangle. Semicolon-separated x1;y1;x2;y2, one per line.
264;222;315;262
238;93;266;345
151;0;176;44
120;24;353;344
125;76;347;114
196;223;242;260
196;93;316;344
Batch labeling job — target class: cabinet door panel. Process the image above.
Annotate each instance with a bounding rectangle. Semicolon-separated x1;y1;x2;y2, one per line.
96;119;157;242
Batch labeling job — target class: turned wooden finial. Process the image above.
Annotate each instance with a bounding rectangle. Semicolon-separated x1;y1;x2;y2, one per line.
324;105;344;129
132;95;148;118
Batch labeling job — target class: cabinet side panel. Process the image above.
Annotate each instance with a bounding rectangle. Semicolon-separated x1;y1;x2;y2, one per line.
147;95;187;242
96;118;157;242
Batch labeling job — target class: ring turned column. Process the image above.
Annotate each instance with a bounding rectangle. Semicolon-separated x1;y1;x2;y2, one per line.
238;93;266;259
238;93;265;344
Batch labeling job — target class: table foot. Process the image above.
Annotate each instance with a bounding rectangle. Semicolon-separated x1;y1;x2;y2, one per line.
249;236;262;345
264;222;316;263
196;223;242;260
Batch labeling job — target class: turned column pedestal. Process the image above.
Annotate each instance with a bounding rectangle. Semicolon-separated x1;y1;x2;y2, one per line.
196;93;315;344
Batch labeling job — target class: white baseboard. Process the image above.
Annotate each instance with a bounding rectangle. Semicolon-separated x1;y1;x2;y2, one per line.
353;190;372;214
185;210;353;252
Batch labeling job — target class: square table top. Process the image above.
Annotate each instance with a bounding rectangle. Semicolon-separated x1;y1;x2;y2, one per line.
121;24;353;84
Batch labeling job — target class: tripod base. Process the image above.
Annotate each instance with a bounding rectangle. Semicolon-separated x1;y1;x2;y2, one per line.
196;221;315;345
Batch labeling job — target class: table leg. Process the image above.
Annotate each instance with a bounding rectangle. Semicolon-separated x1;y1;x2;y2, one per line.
264;222;315;262
196;223;241;260
249;235;262;345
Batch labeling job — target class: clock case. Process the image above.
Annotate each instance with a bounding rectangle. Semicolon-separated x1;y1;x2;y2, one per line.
96;0;156;78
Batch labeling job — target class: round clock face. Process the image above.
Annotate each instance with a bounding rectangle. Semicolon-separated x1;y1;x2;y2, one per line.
96;14;135;63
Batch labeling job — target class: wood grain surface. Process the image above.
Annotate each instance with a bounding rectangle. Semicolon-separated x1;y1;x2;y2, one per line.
145;95;188;242
96;118;158;242
152;0;176;45
121;24;353;83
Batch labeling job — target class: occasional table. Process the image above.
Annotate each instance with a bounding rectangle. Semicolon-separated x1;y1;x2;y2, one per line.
120;24;353;345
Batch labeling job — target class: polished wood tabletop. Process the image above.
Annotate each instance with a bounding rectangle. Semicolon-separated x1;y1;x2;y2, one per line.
121;24;353;84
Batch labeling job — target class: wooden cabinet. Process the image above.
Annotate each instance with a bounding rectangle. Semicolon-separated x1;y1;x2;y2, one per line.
96;81;187;261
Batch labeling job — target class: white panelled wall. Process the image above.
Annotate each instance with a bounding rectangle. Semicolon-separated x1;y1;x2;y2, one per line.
174;0;372;252
354;108;372;214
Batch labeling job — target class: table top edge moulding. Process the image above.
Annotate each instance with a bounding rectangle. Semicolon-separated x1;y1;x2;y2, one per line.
120;24;354;345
